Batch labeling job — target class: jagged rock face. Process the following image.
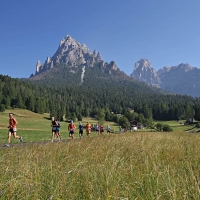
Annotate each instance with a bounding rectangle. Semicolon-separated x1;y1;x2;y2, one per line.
157;63;200;97
34;35;118;76
157;63;194;75
130;59;161;87
130;61;200;97
53;35;92;66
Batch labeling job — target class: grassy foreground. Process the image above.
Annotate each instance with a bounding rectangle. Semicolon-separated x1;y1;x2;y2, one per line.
0;132;200;199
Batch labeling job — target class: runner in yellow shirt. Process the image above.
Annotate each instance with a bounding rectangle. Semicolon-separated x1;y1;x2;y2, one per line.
85;122;91;138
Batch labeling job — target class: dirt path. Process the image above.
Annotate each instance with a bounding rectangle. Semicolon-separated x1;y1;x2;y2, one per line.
0;138;74;148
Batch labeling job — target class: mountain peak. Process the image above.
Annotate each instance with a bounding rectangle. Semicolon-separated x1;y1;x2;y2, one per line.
130;59;160;86
34;34;93;75
131;60;200;97
177;63;194;72
31;34;123;82
157;63;194;75
59;35;78;47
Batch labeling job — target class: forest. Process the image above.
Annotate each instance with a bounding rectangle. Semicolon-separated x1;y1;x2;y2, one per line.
1;73;200;129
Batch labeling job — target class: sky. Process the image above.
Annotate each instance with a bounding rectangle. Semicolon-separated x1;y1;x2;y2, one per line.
1;0;200;78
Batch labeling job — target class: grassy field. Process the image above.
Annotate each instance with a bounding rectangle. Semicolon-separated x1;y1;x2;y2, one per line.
0;109;200;199
154;120;197;132
138;120;197;133
0;132;200;199
0;109;197;145
0;109;119;145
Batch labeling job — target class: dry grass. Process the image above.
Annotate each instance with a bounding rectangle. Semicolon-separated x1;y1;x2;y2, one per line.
0;132;200;199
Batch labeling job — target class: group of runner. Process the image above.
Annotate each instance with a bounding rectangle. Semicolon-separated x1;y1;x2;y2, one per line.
5;113;112;146
51;117;111;141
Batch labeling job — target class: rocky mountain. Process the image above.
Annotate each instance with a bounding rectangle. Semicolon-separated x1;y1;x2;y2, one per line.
31;34;199;97
130;60;200;97
29;35;166;97
30;35;122;84
157;63;200;97
130;59;161;87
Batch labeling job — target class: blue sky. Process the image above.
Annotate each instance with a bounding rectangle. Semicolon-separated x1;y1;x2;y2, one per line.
0;0;200;78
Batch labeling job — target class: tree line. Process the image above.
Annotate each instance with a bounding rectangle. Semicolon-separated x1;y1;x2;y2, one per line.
1;74;200;126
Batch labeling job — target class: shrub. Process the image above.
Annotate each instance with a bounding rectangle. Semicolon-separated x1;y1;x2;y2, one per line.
163;124;173;132
156;123;164;131
0;104;5;112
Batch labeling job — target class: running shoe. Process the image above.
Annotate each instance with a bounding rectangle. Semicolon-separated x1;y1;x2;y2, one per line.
19;137;23;142
5;144;10;147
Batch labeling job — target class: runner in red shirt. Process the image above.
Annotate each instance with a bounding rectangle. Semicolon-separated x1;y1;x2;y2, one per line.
68;120;76;140
6;113;23;147
99;124;104;135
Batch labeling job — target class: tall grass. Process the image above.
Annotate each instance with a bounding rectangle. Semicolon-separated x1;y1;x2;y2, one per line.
0;132;200;199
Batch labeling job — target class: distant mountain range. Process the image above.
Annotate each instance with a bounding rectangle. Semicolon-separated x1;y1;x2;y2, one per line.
130;59;200;97
30;35;162;98
30;35;200;97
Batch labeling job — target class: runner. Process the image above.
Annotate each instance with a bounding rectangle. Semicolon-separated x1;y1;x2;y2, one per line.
106;125;111;134
68;120;76;140
55;119;62;142
85;122;91;138
119;126;122;133
78;122;84;139
5;113;23;147
51;117;58;143
99;124;104;135
95;123;99;135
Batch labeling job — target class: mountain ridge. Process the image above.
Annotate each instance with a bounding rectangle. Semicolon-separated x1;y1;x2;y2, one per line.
130;59;200;97
30;34;200;97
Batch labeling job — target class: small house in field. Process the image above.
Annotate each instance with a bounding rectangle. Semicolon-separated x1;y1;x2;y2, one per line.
130;120;144;130
130;120;138;127
184;117;197;125
189;117;196;123
133;127;137;131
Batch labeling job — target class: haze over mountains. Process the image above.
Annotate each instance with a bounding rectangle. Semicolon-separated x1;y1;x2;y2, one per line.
130;59;200;97
30;34;200;97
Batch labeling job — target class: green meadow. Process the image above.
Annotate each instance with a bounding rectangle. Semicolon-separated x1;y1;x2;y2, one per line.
0;109;196;145
0;109;119;144
0;109;199;199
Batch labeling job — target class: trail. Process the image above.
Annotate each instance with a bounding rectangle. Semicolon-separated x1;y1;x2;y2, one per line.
0;133;116;148
0;138;73;148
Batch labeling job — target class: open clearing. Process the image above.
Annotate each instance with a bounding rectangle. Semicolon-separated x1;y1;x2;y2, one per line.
0;109;196;145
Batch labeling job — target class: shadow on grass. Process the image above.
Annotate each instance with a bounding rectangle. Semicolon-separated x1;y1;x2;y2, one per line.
43;117;50;120
184;126;196;131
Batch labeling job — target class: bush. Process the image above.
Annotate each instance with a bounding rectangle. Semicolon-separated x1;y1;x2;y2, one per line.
196;122;200;128
0;104;5;112
156;123;164;131
118;116;130;129
163;124;173;132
